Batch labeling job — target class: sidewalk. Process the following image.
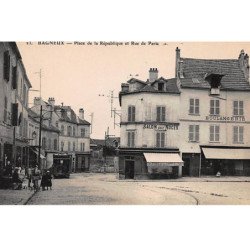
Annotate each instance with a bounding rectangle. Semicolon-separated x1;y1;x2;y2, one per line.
0;177;35;205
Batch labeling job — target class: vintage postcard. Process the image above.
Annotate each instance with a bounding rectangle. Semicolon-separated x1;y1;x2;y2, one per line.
1;41;250;205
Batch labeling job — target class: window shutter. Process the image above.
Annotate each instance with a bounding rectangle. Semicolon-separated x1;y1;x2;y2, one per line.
12;66;17;89
210;100;214;115
162;107;166;121
156;107;160;121
189;125;194;141
210;126;214;141
233;101;238;115
131;132;135;147
3;51;10;82
161;132;165;147
195;125;199;141
189;99;194;114
127;132;131;147
239;101;244;115
239;126;244;142
195;99;199;114
132;106;135;121
216;100;220;115
128;106;131;122
215;126;219;141
156;132;160;147
233;126;238;143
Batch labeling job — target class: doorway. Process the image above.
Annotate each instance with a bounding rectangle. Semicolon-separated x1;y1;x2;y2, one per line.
182;158;190;176
125;160;135;179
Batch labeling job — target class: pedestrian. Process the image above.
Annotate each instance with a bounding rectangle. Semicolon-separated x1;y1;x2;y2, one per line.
41;170;52;191
4;161;13;177
12;168;23;190
27;166;33;189
32;165;41;192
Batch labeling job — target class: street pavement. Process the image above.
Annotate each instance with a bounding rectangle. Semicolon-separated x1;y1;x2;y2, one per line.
24;173;250;205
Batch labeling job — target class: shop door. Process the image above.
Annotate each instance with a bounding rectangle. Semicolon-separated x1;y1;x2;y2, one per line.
125;160;134;179
182;158;190;176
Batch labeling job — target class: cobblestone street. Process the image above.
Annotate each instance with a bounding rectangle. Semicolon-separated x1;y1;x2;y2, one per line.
23;173;250;205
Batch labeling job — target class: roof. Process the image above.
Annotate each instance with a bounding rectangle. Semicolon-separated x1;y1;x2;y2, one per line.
90;137;120;147
180;57;250;90
54;105;90;126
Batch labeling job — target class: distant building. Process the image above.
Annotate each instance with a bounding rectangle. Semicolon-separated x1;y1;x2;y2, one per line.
0;42;32;170
30;97;91;172
118;48;250;179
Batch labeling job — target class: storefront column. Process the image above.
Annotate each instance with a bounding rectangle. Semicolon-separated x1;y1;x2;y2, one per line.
178;164;182;177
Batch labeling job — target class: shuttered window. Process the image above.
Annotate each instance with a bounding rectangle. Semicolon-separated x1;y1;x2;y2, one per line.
233;126;244;143
233;101;244;116
12;66;17;89
189;125;199;142
54;139;58;150
81;128;85;137
156;106;166;122
3;50;10;82
4;97;8;122
210;125;220;142
128;106;135;122
189;99;199;115
156;132;165;148
127;131;135;147
210;100;220;115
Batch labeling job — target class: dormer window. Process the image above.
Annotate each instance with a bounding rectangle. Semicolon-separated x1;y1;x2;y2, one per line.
205;73;224;95
158;82;164;91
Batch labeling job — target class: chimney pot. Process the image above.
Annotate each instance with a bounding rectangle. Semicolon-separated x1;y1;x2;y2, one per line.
149;68;158;82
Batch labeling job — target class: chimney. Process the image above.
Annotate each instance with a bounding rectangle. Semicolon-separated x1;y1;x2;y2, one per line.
239;49;249;82
34;97;41;106
48;97;55;106
149;68;158;82
178;60;184;78
175;47;181;78
79;108;84;120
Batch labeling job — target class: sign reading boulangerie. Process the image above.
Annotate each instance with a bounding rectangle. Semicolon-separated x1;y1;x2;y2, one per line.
143;123;179;130
206;115;245;122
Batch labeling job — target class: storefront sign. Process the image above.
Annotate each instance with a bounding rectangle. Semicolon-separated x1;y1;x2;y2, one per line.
143;123;179;130
205;115;245;122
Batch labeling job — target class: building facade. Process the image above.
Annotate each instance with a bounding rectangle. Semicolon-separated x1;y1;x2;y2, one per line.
119;48;250;179
0;42;31;172
177;48;250;176
119;69;183;179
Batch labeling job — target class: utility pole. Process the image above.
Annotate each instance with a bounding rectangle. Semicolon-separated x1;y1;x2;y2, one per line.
38;105;42;171
89;112;94;134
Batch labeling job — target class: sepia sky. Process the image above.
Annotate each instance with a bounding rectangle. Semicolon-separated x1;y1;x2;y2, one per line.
17;42;250;139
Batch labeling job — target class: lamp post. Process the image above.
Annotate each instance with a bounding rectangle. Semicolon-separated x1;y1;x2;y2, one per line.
38;105;42;171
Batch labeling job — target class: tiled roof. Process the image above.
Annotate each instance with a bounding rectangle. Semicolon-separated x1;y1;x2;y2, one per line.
78;118;91;125
127;78;147;85
180;58;250;90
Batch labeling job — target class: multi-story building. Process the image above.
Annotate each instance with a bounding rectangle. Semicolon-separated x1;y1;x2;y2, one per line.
0;42;32;171
119;69;183;179
176;48;250;176
118;48;250;179
31;97;91;172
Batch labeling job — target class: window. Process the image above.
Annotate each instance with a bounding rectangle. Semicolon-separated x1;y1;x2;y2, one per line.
54;139;58;150
67;126;71;136
73;142;76;151
73;126;76;136
81;128;85;138
127;131;135;147
56;121;58;128
156;132;165;148
4;97;8;122
189;125;199;142
61;125;64;135
233;126;244;144
189;98;199;115
42;137;46;149
68;141;71;151
210;125;220;142
128;106;135;122
81;143;85;152
12;66;17;89
3;50;10;82
158;82;164;91
233;101;244;116
48;138;51;150
61;141;64;151
156;106;166;122
210;99;220;115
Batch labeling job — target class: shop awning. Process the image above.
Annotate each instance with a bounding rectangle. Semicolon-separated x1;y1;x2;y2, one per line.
202;148;250;160
144;153;183;174
30;148;45;159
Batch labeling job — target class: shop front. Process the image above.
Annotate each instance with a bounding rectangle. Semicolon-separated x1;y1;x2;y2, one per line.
75;153;90;172
119;148;182;179
201;146;250;176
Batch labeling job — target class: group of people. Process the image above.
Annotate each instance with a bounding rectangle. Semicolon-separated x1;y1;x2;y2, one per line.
27;165;53;191
1;161;53;191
